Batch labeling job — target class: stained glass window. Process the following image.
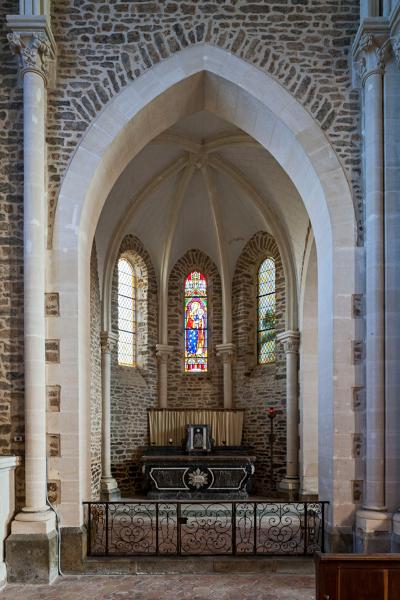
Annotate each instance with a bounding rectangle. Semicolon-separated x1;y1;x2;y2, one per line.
184;271;208;372
257;257;276;364
118;258;136;366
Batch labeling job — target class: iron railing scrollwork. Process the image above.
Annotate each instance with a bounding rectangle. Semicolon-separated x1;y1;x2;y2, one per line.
83;500;328;557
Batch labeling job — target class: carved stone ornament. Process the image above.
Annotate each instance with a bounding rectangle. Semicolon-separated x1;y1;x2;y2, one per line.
392;35;400;67
216;342;235;362
354;33;390;85
276;330;300;354
7;31;53;83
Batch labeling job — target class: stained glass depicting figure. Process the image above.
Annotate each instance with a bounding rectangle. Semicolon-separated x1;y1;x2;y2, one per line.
184;271;208;372
257;258;276;364
118;258;136;366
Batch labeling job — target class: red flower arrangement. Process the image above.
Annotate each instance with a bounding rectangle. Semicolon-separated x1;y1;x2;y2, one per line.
267;406;277;418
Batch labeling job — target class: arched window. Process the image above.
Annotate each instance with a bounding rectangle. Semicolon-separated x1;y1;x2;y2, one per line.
184;271;208;372
257;257;276;364
117;258;136;366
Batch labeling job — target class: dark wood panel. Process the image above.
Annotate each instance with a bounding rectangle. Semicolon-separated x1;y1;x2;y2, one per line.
339;568;385;600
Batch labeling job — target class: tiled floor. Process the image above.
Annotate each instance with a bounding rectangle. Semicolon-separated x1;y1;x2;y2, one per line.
1;573;315;599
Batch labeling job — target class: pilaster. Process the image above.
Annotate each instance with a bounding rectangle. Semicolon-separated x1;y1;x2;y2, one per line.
353;18;393;552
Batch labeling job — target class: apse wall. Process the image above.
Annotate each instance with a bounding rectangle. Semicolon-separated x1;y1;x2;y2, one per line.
233;232;286;494
110;236;158;496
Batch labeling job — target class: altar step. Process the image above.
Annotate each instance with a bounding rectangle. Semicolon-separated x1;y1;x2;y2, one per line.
78;556;314;576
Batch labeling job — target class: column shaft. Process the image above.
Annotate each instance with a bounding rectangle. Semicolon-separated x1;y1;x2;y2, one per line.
100;332;120;499
286;348;299;479
101;348;112;480
364;70;385;511
277;331;300;494
23;70;47;513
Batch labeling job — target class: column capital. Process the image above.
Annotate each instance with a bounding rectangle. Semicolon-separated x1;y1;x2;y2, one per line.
6;15;56;87
100;330;118;353
276;330;300;354
216;342;235;362
155;343;173;362
352;20;390;86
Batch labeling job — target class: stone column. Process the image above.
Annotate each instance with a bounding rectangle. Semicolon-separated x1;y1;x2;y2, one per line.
5;19;58;584
216;343;235;409
353;28;392;551
100;331;120;500
277;330;300;496
156;344;173;408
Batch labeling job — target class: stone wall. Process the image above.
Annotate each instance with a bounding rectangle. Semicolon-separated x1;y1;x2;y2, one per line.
167;249;223;410
0;0;25;508
233;232;286;495
90;242;102;499
47;0;362;245
110;235;158;496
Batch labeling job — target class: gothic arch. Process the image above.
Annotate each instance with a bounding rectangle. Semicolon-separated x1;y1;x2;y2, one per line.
50;44;357;527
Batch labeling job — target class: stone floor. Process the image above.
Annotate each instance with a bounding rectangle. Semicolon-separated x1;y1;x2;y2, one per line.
1;573;315;599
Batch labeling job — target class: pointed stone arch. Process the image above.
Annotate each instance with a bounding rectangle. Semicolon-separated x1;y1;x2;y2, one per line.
50;45;358;536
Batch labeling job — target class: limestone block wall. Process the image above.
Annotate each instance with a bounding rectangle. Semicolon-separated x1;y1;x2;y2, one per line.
167;249;223;411
110;235;158;496
47;0;362;247
0;0;25;508
90;242;102;499
233;232;286;494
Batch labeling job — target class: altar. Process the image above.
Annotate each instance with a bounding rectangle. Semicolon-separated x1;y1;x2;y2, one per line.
141;410;256;499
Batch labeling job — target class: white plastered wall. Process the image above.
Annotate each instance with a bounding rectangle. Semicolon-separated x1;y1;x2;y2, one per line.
48;44;358;532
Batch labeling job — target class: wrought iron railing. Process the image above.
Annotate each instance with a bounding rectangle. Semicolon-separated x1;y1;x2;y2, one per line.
83;500;328;557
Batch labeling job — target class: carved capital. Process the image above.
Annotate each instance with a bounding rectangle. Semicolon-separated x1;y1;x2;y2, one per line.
276;330;300;354
156;344;173;363
353;30;390;86
6;15;56;87
8;30;53;83
216;343;235;363
100;331;118;354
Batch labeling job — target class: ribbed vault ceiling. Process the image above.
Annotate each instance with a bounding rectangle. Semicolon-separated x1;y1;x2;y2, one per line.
95;111;309;292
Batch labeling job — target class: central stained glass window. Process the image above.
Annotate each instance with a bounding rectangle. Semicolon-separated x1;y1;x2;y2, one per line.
184;270;208;372
257;257;276;364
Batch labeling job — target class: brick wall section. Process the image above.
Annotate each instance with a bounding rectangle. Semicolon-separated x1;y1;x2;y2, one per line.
0;0;25;507
47;0;362;245
233;232;286;495
167;249;223;410
110;235;158;496
90;241;102;499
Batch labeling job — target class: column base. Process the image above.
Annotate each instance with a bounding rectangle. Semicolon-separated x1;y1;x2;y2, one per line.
5;529;58;583
355;509;393;553
60;526;87;573
100;477;121;501
0;561;6;590
279;477;300;499
391;511;400;552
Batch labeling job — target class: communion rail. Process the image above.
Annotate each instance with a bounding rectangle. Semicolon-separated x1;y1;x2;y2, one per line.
83;500;328;557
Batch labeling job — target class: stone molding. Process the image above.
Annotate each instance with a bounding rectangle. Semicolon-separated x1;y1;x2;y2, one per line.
6;15;56;87
276;330;300;354
390;4;400;67
215;343;235;363
155;343;173;362
100;330;118;354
